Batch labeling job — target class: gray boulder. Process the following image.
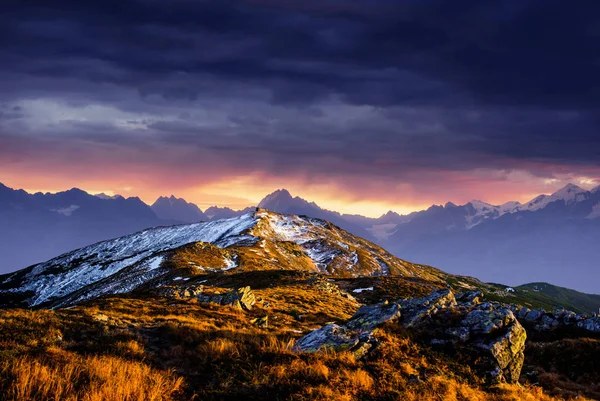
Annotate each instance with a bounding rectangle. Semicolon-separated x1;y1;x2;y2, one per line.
459;308;526;383
293;301;398;357
346;301;401;331
397;289;457;327
293;324;360;353
578;317;600;332
221;286;256;310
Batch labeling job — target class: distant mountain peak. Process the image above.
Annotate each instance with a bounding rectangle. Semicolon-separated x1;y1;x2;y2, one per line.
259;189;293;205
554;183;585;195
444;202;457;208
258;188;298;210
151;195;206;223
95;193;123;200
64;187;88;195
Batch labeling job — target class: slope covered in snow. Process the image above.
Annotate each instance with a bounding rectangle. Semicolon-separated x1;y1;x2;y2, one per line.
0;214;258;307
519;183;589;212
0;210;446;308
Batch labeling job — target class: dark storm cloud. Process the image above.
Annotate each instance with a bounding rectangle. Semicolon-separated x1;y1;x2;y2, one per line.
1;0;599;186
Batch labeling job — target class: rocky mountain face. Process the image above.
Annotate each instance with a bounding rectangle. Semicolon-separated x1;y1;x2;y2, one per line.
151;195;208;223
258;189;377;242
203;205;255;220
0;210;446;308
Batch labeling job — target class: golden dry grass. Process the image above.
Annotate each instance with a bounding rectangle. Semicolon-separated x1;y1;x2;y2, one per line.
0;276;595;401
0;352;182;401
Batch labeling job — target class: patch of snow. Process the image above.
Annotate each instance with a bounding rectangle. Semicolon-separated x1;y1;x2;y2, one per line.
587;202;600;219
222;255;238;270
51;204;80;216
352;287;374;293
367;223;398;241
349;251;358;266
147;255;164;270
376;259;391;276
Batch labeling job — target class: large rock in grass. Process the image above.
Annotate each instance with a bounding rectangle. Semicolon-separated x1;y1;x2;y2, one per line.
293;301;399;357
293;324;360;352
346;301;401;331
221;286;256;310
197;286;256;311
397;289;457;327
459;308;526;383
294;288;527;383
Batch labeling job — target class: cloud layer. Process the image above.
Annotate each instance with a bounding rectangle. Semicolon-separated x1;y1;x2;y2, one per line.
1;0;599;215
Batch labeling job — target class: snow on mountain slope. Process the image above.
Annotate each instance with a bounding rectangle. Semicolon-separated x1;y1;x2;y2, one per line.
251;211;445;279
587;202;600;219
461;185;593;229
0;213;258;307
0;210;447;308
0;210;445;307
519;183;589;212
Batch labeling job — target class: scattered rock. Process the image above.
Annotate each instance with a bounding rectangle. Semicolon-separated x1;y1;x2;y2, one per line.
509;304;600;335
293;324;360;353
197;286;257;311
308;276;357;302
456;290;483;304
346;301;401;331
221;286;256;311
294;288;526;384
397;289;457;327
577;316;600;332
158;284;204;298
460;308;526;383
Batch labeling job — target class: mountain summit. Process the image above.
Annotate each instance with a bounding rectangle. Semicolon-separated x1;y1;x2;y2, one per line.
0;209;445;308
151;195;208;223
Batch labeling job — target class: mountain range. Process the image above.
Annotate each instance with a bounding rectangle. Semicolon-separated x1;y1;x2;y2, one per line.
1;181;599;293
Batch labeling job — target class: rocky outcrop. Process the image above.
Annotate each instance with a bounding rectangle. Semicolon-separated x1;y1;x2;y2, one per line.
293;300;399;358
397;289;457;327
510;305;600;334
307;276;357;302
198;286;257;311
293;289;526;384
157;284;204;298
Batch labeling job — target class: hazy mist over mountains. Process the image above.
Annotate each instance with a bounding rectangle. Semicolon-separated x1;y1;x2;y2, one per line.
1;181;599;293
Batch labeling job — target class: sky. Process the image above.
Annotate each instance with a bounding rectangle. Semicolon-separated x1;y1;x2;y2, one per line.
1;0;600;217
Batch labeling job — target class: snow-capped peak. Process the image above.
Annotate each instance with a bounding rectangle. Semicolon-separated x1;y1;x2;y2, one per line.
468;200;496;213
521;183;589;212
94;193;123;200
498;201;522;214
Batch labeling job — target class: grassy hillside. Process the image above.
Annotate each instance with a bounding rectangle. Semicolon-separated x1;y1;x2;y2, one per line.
0;271;597;401
443;275;600;314
516;282;600;314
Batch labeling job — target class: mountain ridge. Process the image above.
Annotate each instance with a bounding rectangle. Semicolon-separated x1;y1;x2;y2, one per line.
0;209;447;308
